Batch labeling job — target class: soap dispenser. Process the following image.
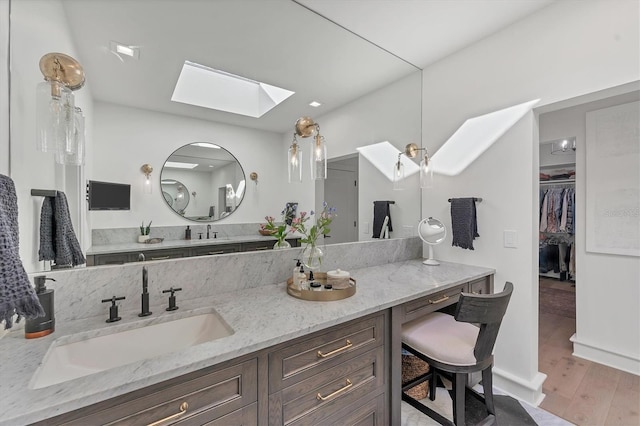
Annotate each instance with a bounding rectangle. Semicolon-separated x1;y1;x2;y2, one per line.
292;258;302;284
25;276;56;339
185;225;191;240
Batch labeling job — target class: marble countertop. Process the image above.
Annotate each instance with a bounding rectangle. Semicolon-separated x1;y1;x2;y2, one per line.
86;233;304;255
0;260;493;425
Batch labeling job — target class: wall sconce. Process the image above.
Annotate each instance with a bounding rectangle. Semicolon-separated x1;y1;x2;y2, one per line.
250;172;259;185
394;143;433;189
140;164;153;194
550;137;576;155
293;116;327;181
36;53;86;165
288;134;303;183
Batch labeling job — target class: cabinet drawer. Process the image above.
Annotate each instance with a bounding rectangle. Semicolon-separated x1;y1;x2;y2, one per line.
241;241;274;251
175;402;257;426
59;359;257;425
90;253;131;266
273;346;384;426
317;392;385;426
190;244;241;257
141;248;188;261
269;313;385;393
402;284;465;323
468;277;491;295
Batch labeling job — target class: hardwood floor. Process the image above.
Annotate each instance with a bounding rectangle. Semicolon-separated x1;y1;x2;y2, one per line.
538;278;640;426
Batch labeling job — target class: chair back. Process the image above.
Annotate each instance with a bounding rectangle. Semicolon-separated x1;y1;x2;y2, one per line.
454;281;513;362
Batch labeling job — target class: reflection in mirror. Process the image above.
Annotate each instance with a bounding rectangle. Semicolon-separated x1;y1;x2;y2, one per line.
160;143;245;222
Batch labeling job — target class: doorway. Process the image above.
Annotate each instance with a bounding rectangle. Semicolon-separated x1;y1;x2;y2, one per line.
324;156;358;244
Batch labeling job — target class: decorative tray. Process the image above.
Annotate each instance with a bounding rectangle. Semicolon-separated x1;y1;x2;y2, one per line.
286;272;356;301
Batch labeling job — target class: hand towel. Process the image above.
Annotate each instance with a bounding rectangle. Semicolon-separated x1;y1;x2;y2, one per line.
39;192;86;267
450;197;479;250
373;201;393;238
0;174;45;329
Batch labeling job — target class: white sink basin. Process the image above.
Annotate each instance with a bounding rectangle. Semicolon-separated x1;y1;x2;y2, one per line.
30;312;233;389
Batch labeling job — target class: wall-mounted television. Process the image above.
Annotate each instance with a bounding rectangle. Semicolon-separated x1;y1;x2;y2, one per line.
87;180;131;211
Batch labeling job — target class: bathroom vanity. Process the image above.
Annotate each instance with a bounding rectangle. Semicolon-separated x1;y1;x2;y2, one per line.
86;236;301;266
0;255;494;426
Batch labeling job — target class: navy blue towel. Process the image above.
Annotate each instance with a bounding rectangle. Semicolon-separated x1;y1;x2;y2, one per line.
450;198;479;250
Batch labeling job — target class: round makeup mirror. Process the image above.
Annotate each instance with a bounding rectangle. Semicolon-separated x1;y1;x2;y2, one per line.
160;143;246;222
418;217;447;266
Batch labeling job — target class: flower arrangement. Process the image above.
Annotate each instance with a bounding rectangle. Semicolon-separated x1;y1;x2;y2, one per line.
260;210;293;248
140;221;152;236
291;202;336;268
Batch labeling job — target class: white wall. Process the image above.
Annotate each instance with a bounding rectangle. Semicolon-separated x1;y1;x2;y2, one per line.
540;92;640;374
9;0;94;272
92;102;288;229
0;0;8;176
421;0;640;404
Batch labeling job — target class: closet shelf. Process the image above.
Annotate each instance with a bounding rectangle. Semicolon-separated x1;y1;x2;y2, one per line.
540;162;575;169
540;179;575;185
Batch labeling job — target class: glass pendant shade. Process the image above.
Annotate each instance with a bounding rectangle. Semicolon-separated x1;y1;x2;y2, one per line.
311;134;327;180
420;154;433;189
393;157;405;191
37;80;75;154
57;107;85;166
288;142;302;183
143;175;153;194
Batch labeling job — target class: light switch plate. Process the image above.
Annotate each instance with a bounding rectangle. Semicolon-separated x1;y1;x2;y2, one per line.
504;230;518;248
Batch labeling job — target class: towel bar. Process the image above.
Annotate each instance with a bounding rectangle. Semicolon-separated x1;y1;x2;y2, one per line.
31;189;58;197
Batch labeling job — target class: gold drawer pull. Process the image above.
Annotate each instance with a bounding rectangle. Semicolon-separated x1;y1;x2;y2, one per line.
428;295;450;304
150;256;170;260
147;401;188;426
208;251;224;255
317;339;352;358
316;379;353;401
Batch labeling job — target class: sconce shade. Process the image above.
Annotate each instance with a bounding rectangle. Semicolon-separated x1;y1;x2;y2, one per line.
288;141;302;183
311;134;327;180
393;155;405;191
141;164;153;194
36;52;86;166
420;153;433;189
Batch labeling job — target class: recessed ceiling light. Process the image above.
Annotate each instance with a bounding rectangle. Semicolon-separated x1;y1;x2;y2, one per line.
165;161;198;169
171;61;295;118
309;101;322;107
109;41;140;60
192;142;221;149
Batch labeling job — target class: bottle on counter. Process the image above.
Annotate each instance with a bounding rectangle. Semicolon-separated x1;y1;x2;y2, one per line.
293;258;302;285
25;276;56;339
297;265;307;290
185;226;191;240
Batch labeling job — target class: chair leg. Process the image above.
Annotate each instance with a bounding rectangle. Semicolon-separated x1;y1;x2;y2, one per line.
452;373;466;426
482;365;495;415
429;367;438;401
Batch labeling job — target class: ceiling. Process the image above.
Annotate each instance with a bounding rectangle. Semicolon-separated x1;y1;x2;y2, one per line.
62;0;555;134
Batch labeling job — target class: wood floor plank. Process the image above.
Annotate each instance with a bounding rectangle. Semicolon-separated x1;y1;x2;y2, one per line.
542;353;591;400
563;363;620;426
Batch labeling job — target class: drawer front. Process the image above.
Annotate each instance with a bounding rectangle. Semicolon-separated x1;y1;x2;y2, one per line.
141;248;188;261
274;346;384;426
402;284;465;323
91;253;131;266
176;402;257;426
61;359;257;426
317;393;385;426
468;277;491;295
190;244;241;257
269;313;385;393
241;241;274;251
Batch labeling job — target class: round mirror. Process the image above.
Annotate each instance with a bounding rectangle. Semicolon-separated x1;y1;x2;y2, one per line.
418;217;446;266
160;143;246;222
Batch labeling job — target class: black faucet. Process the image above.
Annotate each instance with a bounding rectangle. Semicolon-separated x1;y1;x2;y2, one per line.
162;287;183;311
207;224;211;239
138;266;152;317
102;296;125;323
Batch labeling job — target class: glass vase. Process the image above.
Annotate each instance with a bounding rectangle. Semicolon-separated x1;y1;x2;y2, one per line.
273;239;291;250
301;243;324;270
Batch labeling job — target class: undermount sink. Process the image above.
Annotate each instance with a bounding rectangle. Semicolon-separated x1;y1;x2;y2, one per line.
30;311;233;389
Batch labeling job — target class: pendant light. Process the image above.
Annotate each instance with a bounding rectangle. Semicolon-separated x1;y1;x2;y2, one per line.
292;116;327;181
393;153;405;190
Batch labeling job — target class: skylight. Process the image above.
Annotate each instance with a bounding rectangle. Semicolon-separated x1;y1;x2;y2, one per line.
171;61;295;118
165;161;198;169
357;141;420;182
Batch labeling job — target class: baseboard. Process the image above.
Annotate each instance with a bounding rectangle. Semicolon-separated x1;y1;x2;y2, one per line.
570;333;640;375
492;367;547;406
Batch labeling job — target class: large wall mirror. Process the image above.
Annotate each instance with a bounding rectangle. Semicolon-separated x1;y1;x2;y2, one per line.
161;143;245;222
9;0;422;273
